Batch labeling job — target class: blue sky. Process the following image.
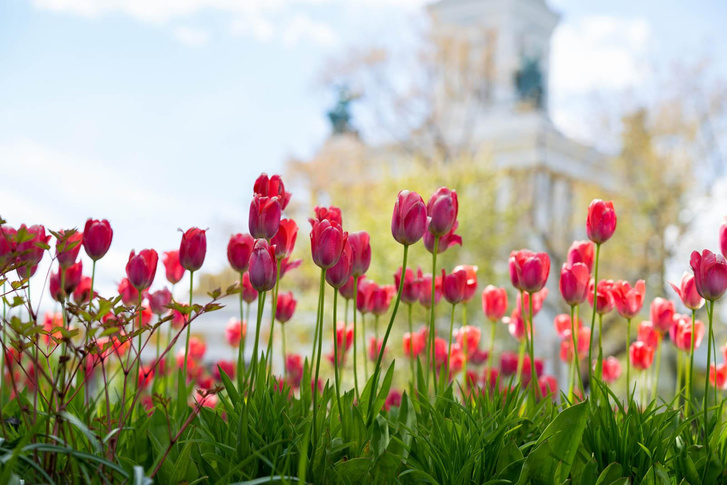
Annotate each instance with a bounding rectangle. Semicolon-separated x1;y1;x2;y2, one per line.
1;0;725;301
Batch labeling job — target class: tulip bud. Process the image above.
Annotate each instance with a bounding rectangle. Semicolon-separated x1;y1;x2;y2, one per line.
248;239;277;292
311;206;343;226
254;173;291;210
126;249;158;291
310;219;347;269
83;219;113;261
348;231;372;278
118;278;140;306
600;356;622;384
669;272;704;310
391;190;427;246
509;249;550;293
149;288;172;315
55;229;83;269
227;233;255;274
629;341;654;370
673;317;704;351
275;291;297;323
395;268;420;305
163;250;185;285
270;219;298;261
50;262;83;302
241;272;258;303
426;187;458;237
650;297;675;333
566;240;594;273
586;199;617;244
225;318;246;347
179;227;207;272
710;363;727;389
481;285;508;321
356;279;376;314
559;262;590;306
442;267;468;305
611;279;646;319
249;195;282;240
73;276;94;305
690;249;727;301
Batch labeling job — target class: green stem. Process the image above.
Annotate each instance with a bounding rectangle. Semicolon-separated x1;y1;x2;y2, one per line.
704;299;715;474
568;305;577;401
596;309;603;381
332;290;343;421
282;324;287;380
134;292;143;398
626;318;632;399
487;317;496;376
367;244;408;425
444;303;456;393
266;260;282;375
427;236;440;396
249;290;266;391
687;309;696;415
237;274;246;389
652;332;662;400
676;350;683;403
527;291;539;402
588;243;601;394
312;268;326;452
361;313;368;379
374;315;379;341
183;270;194;386
407;303;415;398
352;277;360;400
515;340;526;386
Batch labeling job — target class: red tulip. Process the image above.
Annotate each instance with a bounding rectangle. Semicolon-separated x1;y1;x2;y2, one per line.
326;239;353;288
611;280;646;319
271;219;298;261
249;195;282;240
650;297;675;333
509;249;550;293
567;240;594;273
559;262;590;306
213;360;236;381
418;270;442;308
629;341;654;370
442;267;468;305
339;275;358;300
16;224;49;278
225;318;246;347
118;278;140;306
0;225;16;270
55;229;83;268
673;316;705;351
384;390;402;411
370;285;396;316
248;239;277;292
636;320;659;348
423;221;462;254
720;221;727;259
286;354;303;389
227;233;255;274
559;327;591;361
162;250;185;285
507;314;529;342
433;337;448;366
395;267;420;305
482;285;508;321
588;279;615;314
73;276;94;305
554;313;582;339
149;288;172;315
538;375;558;398
310;219;347;269
54;261;83;300
483;367;500;390
254;173;291;210
520;355;544;383
669;272;704;310
427;187;458;237
368;337;384;362
83;219;113;261
275;291;297;323
309;205;341;226
454;265;478;301
511;288;548;319
348;231;371;278
600;356;622;384
126;249;158;291
469;348;489;365
335;321;354;353
241;272;259;303
709;363;727;390
179;227;207;272
690;249;727;301
140;304;153;327
586;199;617;244
456;326;481;355
188;336;206;360
391;190;427;246
403;328;426;357
500;351;519;376
449;347;465;376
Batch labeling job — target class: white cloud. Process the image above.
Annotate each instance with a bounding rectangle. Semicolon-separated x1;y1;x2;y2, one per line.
173;26;209;46
281;13;336;47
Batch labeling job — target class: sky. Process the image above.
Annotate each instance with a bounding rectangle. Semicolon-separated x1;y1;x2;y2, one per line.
1;0;726;304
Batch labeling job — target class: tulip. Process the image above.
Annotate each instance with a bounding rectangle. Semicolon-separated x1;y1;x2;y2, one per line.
55;229;83;268
271;219;298;261
126;249;158;291
567;240;595;273
650;298;675;333
423;221;462;254
83;219;113;261
213;360;236;381
0;225;16;270
709;363;727;390
368;337;384;362
310;219;347;269
559;263;590;306
403;329;426;357
720;221;727;260
482;286;508;321
16;224;49;279
442;267;468;305
140;304;153;327
588;279;615;314
538;375;558;398
279;256;302;278
384;390;402;411
636;320;660;348
227;233;255;274
453;265;478;302
118;278;140;306
225;318;245;347
456;326;481;356
73;276;94;305
254;173;291;210
348;231;372;278
179;227;207;272
326;239;354;288
418;271;442;308
286;354;303;389
162;250;185;285
558;327;591;361
690;249;727;301
339;275;358;300
600;356;622;384
335;321;354;353
50;262;82;301
612;280;646;319
511;288;548;319
509;250;550;293
586;199;617;244
275;291;297;323
370;285;395;316
310;206;343;226
500;351;519;376
433;337;448;366
395;268;420;305
629;341;654;370
673;317;704;352
249;195;282;240
241;272;258;303
188;336;206;360
669;272;704;310
426;187;458;236
554;313;582;339
391;190;427;246
507;314;529;342
149;288;172;315
248;239;277;292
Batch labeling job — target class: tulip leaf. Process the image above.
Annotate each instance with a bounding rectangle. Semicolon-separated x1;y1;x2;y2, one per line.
371;414;390;458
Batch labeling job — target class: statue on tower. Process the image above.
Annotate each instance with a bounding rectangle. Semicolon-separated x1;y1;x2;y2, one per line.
327;85;360;135
514;57;544;109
